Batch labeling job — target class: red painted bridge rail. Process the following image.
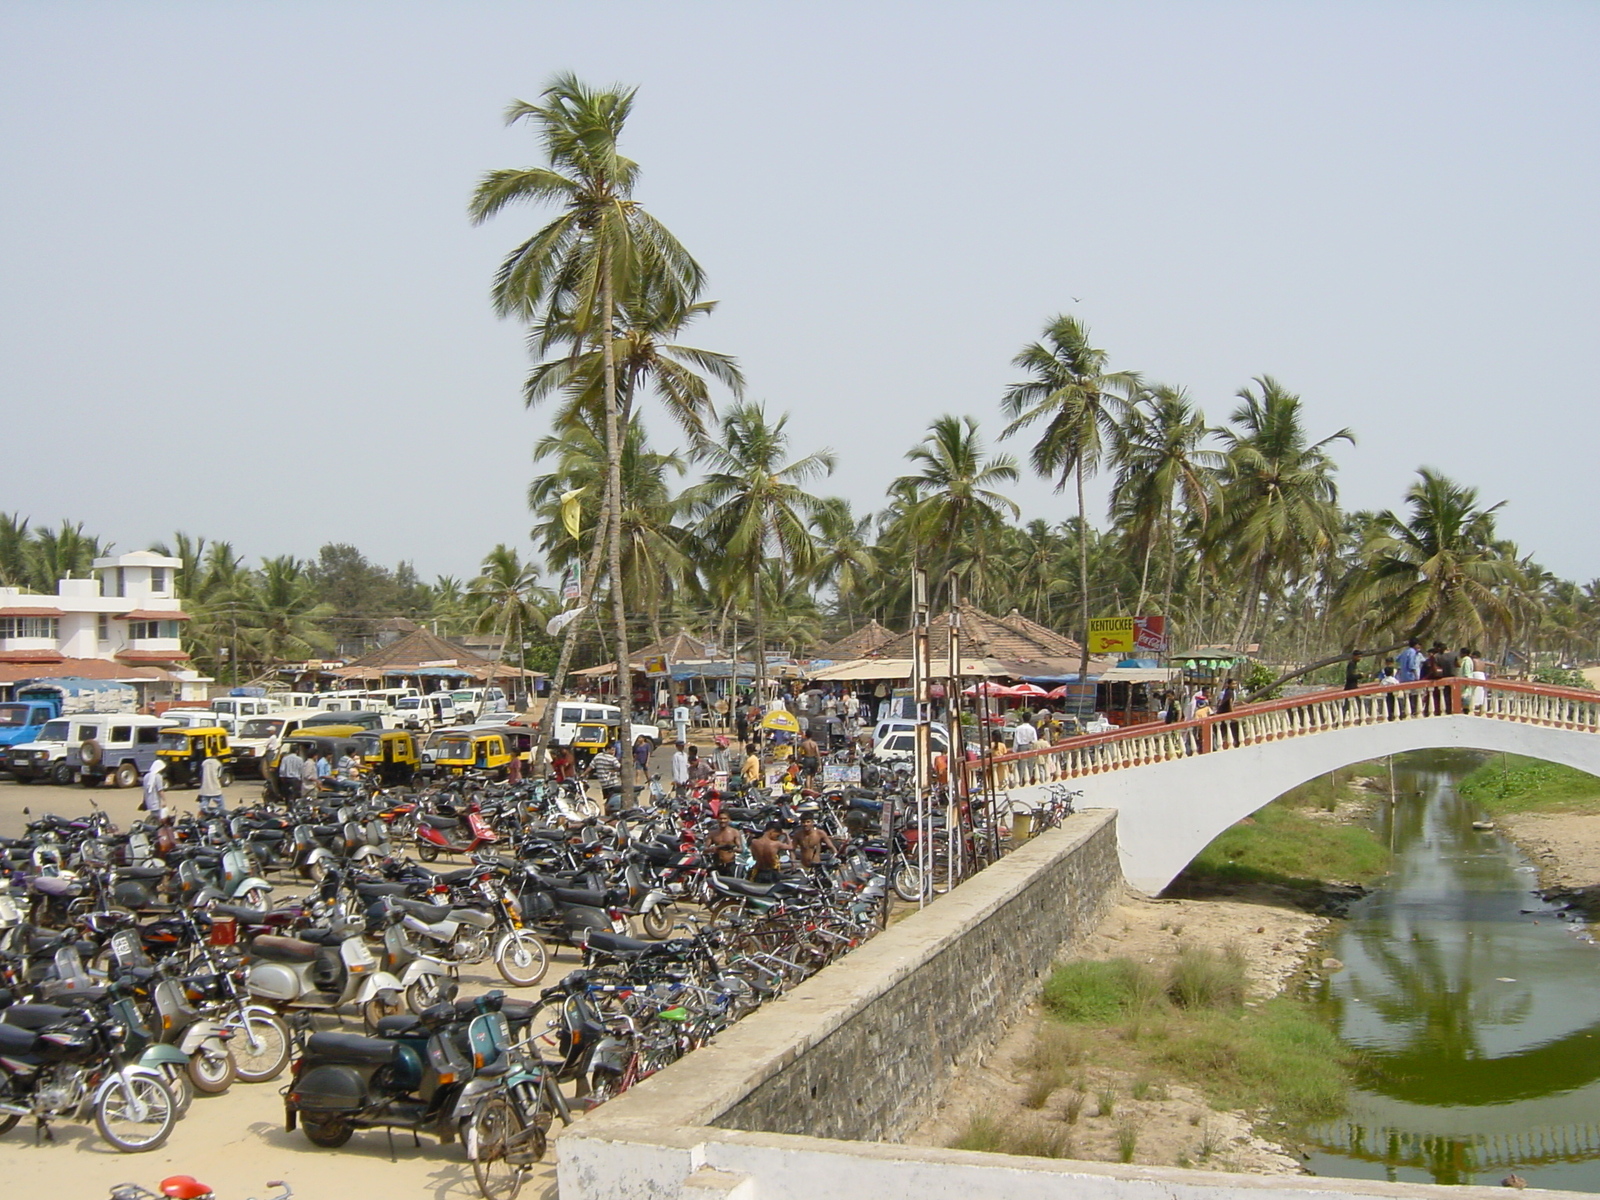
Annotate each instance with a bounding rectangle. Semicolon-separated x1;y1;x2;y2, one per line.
961;678;1600;788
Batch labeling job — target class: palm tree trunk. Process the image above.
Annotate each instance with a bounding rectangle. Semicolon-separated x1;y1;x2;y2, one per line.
1162;505;1179;622
532;487;614;770
1076;466;1091;680
1231;557;1266;650
602;266;637;800
753;563;766;705
1134;526;1154;616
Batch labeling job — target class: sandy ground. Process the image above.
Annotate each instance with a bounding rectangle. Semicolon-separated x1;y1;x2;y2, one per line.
908;887;1328;1174
0;776;563;1200
1499;811;1600;898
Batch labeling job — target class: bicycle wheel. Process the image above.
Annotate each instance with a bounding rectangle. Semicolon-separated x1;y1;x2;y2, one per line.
467;1093;526;1200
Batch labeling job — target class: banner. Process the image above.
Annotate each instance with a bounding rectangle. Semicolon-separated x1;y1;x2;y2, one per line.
546;608;582;637
643;654;670;677
561;563;582;603
1086;615;1168;655
560;488;586;541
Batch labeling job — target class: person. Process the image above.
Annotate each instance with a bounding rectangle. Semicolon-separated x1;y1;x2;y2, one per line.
197;752;226;818
706;813;744;876
142;758;168;820
1424;643;1447;714
1216;677;1239;746
1011;713;1039;784
798;732;820;784
687;743;713;785
1435;643;1460;713
277;745;304;802
1458;647;1478;713
748;822;792;885
301;751;321;799
550;745;574;783
741;742;763;787
988;731;1011;790
1343;653;1362;691
1397;637;1423;682
1379;658;1399;720
734;703;750;745
336;749;360;777
633;734;653;776
673;700;691;745
589;741;623;812
794;812;837;874
315;751;332;781
670;739;690;799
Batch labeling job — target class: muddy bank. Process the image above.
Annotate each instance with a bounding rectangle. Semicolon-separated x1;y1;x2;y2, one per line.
1500;810;1600;919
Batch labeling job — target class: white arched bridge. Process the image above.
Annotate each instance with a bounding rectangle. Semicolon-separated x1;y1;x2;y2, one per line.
967;678;1600;893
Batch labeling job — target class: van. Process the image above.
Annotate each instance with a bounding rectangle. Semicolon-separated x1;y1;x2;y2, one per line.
68;715;178;788
303;709;387;733
8;715;119;785
450;687;509;722
392;693;460;732
232;713;310;777
550;701;659;748
363;687;421;715
208;696;280;721
266;692;330;712
163;709;240;735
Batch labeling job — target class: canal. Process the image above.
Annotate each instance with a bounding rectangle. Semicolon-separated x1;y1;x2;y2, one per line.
1306;750;1600;1189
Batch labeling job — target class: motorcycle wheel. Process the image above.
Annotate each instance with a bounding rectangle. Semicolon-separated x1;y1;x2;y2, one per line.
415;840;440;863
95;1073;176;1152
362;993;405;1032
159;1063;193;1115
306;860;328;884
640;906;675;941
229;1012;291;1083
301;1113;354;1148
467;1094;527;1200
494;931;549;987
588;1065;625;1104
187;1045;235;1094
892;863;926;903
406;975;447;1014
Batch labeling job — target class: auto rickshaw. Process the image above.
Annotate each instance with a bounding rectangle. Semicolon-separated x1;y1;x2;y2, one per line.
262;731;365;802
355;728;420;787
422;729;514;779
570;721;620;769
155;727;235;788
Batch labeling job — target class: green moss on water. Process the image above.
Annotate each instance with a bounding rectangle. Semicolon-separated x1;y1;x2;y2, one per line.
1457;754;1600;815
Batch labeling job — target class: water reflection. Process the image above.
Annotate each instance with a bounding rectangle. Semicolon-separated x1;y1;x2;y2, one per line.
1306;751;1600;1188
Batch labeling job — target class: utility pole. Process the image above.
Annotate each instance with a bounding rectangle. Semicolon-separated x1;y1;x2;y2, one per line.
911;567;932;908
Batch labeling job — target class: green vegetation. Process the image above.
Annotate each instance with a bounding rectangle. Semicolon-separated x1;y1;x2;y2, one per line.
952;1112;1073;1159
1038;950;1354;1128
1458;754;1600;816
1174;766;1392;892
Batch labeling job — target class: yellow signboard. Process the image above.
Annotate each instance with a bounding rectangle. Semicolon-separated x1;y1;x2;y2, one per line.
1087;616;1167;655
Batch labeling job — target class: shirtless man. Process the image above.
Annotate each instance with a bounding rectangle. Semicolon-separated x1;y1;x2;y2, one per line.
793;813;837;873
748;822;792;885
706;815;744;877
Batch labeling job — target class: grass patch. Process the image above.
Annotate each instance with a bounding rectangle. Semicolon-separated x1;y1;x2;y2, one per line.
950;1112;1071;1159
1038;948;1356;1128
1177;796;1390;890
1458;754;1600;816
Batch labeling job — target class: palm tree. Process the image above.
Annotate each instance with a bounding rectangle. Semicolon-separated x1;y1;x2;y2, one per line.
0;515;30;588
1001;315;1140;675
1110;385;1222;617
471;73;703;792
28;521;104;591
224;557;334;674
893;415;1020;604
688;403;835;697
809;498;877;627
1335;469;1513;646
1210;377;1353;648
468;546;553;692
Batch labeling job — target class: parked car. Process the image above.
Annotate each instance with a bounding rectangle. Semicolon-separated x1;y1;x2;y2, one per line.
7;715;120;785
391;693;460;732
67;715;177;788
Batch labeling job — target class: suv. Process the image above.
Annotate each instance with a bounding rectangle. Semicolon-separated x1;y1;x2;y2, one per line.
231;713;310;778
68;715;176;788
8;716;115;785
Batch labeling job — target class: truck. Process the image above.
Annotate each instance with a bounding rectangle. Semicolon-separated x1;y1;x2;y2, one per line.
0;678;139;775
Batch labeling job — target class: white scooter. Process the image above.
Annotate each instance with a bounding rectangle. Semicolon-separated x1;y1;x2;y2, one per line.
244;921;405;1031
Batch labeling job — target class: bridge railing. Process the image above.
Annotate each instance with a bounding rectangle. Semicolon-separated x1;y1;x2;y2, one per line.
961;677;1600;788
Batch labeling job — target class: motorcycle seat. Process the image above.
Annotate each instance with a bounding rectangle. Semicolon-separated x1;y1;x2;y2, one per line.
387;897;446;920
500;998;536;1025
25;929;69;952
619;808;654;821
304;1030;398;1067
584;929;654;956
421;814;460;830
28;876;80;898
310;825;341;837
1;1003;77;1030
250;829;288;843
551;887;609;908
114;865;168;881
298;928;346;947
432;867;476;886
0;1024;37;1055
35;982;107;1004
521;828;567;842
710;875;779;898
638;843;676;865
250;935;320;962
355;881;414;899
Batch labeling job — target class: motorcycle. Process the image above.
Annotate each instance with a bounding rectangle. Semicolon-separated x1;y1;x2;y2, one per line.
413;802;500;862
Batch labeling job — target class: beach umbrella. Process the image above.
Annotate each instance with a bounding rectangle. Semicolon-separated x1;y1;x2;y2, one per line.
962;681;1010;697
760;710;801;734
1046;685;1070;699
1007;682;1049;697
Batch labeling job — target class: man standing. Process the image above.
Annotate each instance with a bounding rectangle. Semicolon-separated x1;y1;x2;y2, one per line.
1397;637;1423;682
794;812;837;877
748;822;792;885
1012;713;1039;785
142;759;168;821
671;740;690;799
706;814;743;876
798;732;821;785
197;752;226;818
1434;643;1460;713
589;740;623;812
300;751;321;801
277;745;304;802
741;742;763;787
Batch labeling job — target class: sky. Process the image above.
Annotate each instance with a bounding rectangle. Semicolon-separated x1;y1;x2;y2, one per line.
2;1;1597;585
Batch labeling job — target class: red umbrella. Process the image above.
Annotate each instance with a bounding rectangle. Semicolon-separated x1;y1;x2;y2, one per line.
1007;682;1049;697
962;680;1011;697
1046;685;1070;699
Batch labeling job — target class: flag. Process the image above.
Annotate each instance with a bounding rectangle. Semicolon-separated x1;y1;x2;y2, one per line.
546;608;582;637
561;562;581;603
560;488;585;541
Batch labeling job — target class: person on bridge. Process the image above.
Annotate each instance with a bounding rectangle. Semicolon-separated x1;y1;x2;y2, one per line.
1012;714;1040;784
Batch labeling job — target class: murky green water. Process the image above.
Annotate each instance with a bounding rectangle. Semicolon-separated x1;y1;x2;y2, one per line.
1305;751;1600;1189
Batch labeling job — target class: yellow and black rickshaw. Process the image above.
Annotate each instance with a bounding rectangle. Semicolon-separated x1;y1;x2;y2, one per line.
155;727;235;788
354;728;420;787
263;730;365;801
422;728;514;779
570;721;620;769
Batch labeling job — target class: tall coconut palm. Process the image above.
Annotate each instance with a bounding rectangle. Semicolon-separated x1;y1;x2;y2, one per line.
1110;385;1222;617
1335;469;1513;646
0;515;31;589
28;521;104;591
892;415;1020;604
1001;315;1140;674
224;557;333;674
809;498;877;627
468;546;554;688
1210;377;1353;648
688;403;835;697
471;73;703;791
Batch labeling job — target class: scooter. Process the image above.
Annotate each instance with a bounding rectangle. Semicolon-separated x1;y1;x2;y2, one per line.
413;803;500;862
377;910;460;1014
173;845;272;910
244;920;406;1032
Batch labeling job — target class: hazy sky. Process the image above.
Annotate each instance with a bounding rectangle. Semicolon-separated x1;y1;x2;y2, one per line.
3;2;1596;585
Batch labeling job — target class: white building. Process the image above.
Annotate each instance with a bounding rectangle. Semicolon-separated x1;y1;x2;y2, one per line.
0;551;206;704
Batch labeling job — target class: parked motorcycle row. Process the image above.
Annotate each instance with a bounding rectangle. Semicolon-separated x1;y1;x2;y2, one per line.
1;764;910;1199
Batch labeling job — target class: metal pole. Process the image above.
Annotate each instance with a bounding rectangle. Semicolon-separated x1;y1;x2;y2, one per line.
911;567;931;908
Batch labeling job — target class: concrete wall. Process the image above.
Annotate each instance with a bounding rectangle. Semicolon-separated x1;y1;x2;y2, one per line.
1005;715;1600;893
